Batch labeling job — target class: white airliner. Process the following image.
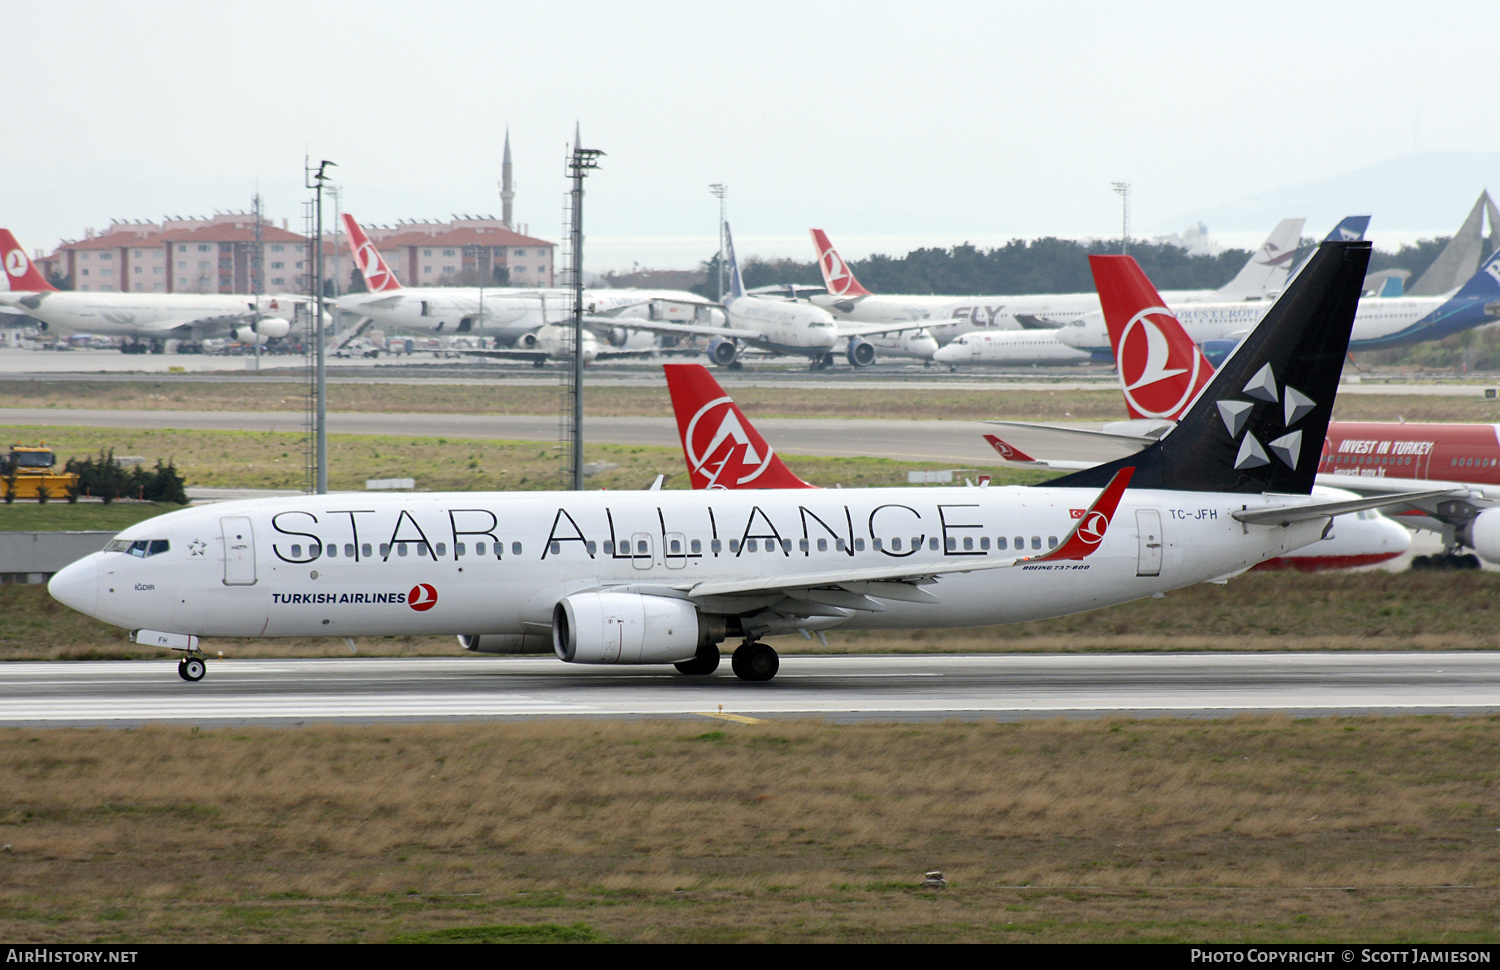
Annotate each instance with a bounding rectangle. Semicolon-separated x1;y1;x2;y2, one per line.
0;229;304;351
1056;228;1500;356
336;214;716;349
48;240;1444;683
591;224;936;369
806;220;1307;343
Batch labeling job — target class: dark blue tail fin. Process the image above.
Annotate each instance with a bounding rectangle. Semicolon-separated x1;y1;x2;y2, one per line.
1049;240;1371;494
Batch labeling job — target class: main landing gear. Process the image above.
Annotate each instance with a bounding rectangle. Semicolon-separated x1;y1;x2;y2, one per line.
177;654;207;682
1411;552;1482;571
672;639;781;681
730;640;779;682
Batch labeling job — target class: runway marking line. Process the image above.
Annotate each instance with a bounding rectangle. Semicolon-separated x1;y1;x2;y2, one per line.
694;711;764;724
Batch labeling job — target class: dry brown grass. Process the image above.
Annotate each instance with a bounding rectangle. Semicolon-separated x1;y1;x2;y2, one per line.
9;378;1500;423
0;716;1497;942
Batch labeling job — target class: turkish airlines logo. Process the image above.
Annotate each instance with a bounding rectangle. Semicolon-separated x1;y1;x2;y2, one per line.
1075;510;1109;547
819;246;855;295
684;395;771;486
356;240;392;289
1117;306;1202;420
5;249;26;280
407;583;438;611
990;439;1018;460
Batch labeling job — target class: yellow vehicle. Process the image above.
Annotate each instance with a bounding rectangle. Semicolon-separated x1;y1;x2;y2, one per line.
2;444;79;501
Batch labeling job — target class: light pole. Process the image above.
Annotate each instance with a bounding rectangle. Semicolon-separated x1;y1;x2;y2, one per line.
305;158;336;495
567;142;604;491
709;183;727;301
1111;181;1131;255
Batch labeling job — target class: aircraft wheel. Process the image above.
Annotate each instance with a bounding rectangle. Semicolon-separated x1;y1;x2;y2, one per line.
731;641;779;682
179;657;206;682
948;365;958;373
729;361;743;371
532;359;546;368
674;645;721;676
1460;553;1483;570
1410;555;1432;571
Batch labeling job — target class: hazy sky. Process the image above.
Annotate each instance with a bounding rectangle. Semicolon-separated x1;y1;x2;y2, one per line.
7;1;1497;270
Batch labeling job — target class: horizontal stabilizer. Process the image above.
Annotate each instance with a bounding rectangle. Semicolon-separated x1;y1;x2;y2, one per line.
1231;488;1456;526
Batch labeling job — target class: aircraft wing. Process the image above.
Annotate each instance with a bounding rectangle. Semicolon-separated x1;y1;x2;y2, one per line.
458;348;551;364
583;316;764;341
835;321;936;338
665;468;1133;607
1014;314;1068;330
1232;488;1459;526
985;421;1159;450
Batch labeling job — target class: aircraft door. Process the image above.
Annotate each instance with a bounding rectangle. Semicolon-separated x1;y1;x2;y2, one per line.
221;516;257;586
1135;510;1162;577
631;532;655;570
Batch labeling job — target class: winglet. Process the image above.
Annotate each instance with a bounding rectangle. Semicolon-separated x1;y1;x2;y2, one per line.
982;434;1039;463
0;229;57;292
342;214;402;292
1026;467;1133;562
810;229;871;297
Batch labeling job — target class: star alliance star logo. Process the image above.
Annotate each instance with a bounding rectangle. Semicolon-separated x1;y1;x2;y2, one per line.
1216;363;1316;471
188;539;207;557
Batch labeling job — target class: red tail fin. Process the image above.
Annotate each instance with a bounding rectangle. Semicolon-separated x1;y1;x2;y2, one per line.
663;364;815;489
810;229;870;297
1027;467;1133;562
982;434;1038;463
0;230;56;292
342;214;402;292
1088;255;1212;422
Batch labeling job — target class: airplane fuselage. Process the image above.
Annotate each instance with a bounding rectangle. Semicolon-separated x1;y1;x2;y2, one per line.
0;290;299;341
50;486;1326;644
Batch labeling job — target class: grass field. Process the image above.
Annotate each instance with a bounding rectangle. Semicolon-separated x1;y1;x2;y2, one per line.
6;571;1500;661
1;716;1496;942
5;378;1500;423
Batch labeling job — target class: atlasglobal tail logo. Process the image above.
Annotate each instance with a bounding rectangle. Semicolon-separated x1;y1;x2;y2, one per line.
408;583;438;611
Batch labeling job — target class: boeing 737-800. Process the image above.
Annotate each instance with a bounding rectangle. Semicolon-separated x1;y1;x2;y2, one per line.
0;229;304;350
48;241;1444;684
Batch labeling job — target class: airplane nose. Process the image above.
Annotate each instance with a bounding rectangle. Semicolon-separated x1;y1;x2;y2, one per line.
932;343;964;363
48;557;99;617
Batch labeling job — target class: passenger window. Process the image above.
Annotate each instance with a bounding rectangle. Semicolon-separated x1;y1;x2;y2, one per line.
946;537;956;552
511;542;521;556
873;538;883;551
417;544;428;557
1031;537;1041;550
397;543;408;557
747;539;758;552
836;538;846;552
981;537;990;551
891;538;902;551
801;539;811;553
1048;536;1058;549
604;541;614;554
550;542;561;555
997;537;1007;550
291;544;302;558
729;540;740;553
963;537;973;551
711;539;722;553
854;538;864;551
345;544;355;558
587;541;597;555
456;543;467;557
475;542;486;556
436;543;446;557
362;543;373;558
1014;537;1023;549
780;539;791;553
929;538;939;551
691;539;702;554
326;545;336;559
669;539;681;554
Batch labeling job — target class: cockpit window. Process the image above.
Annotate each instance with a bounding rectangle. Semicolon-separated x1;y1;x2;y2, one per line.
105;538;169;557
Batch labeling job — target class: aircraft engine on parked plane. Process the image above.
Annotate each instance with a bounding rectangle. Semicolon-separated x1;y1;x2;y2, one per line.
1459;508;1500;564
517;332;540;349
551;592;721;665
255;318;292;340
232;326;270;345
845;337;877;367
707;337;739;366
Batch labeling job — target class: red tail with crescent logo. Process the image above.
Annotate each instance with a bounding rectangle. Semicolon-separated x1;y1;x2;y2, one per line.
0;229;56;292
663;364;814;489
342;214;402;292
1026;467;1133;562
810;229;871;298
1089;255;1212;422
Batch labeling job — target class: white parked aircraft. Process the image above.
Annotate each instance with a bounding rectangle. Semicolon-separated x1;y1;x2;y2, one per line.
336;214;715;350
48;240;1443;684
806;220;1307;343
592;224;935;369
0;229;304;352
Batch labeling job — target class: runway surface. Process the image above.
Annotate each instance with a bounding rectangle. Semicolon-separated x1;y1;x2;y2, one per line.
3;652;1497;727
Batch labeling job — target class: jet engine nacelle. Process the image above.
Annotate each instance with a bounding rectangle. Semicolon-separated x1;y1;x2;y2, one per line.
846;337;877;367
232;326;270;345
707;337;738;367
552;592;704;665
255;318;292;340
456;633;552;655
1460;508;1500;564
517;332;540;349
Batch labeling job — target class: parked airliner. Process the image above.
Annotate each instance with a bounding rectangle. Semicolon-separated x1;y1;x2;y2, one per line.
0;229;304;351
49;241;1443;684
